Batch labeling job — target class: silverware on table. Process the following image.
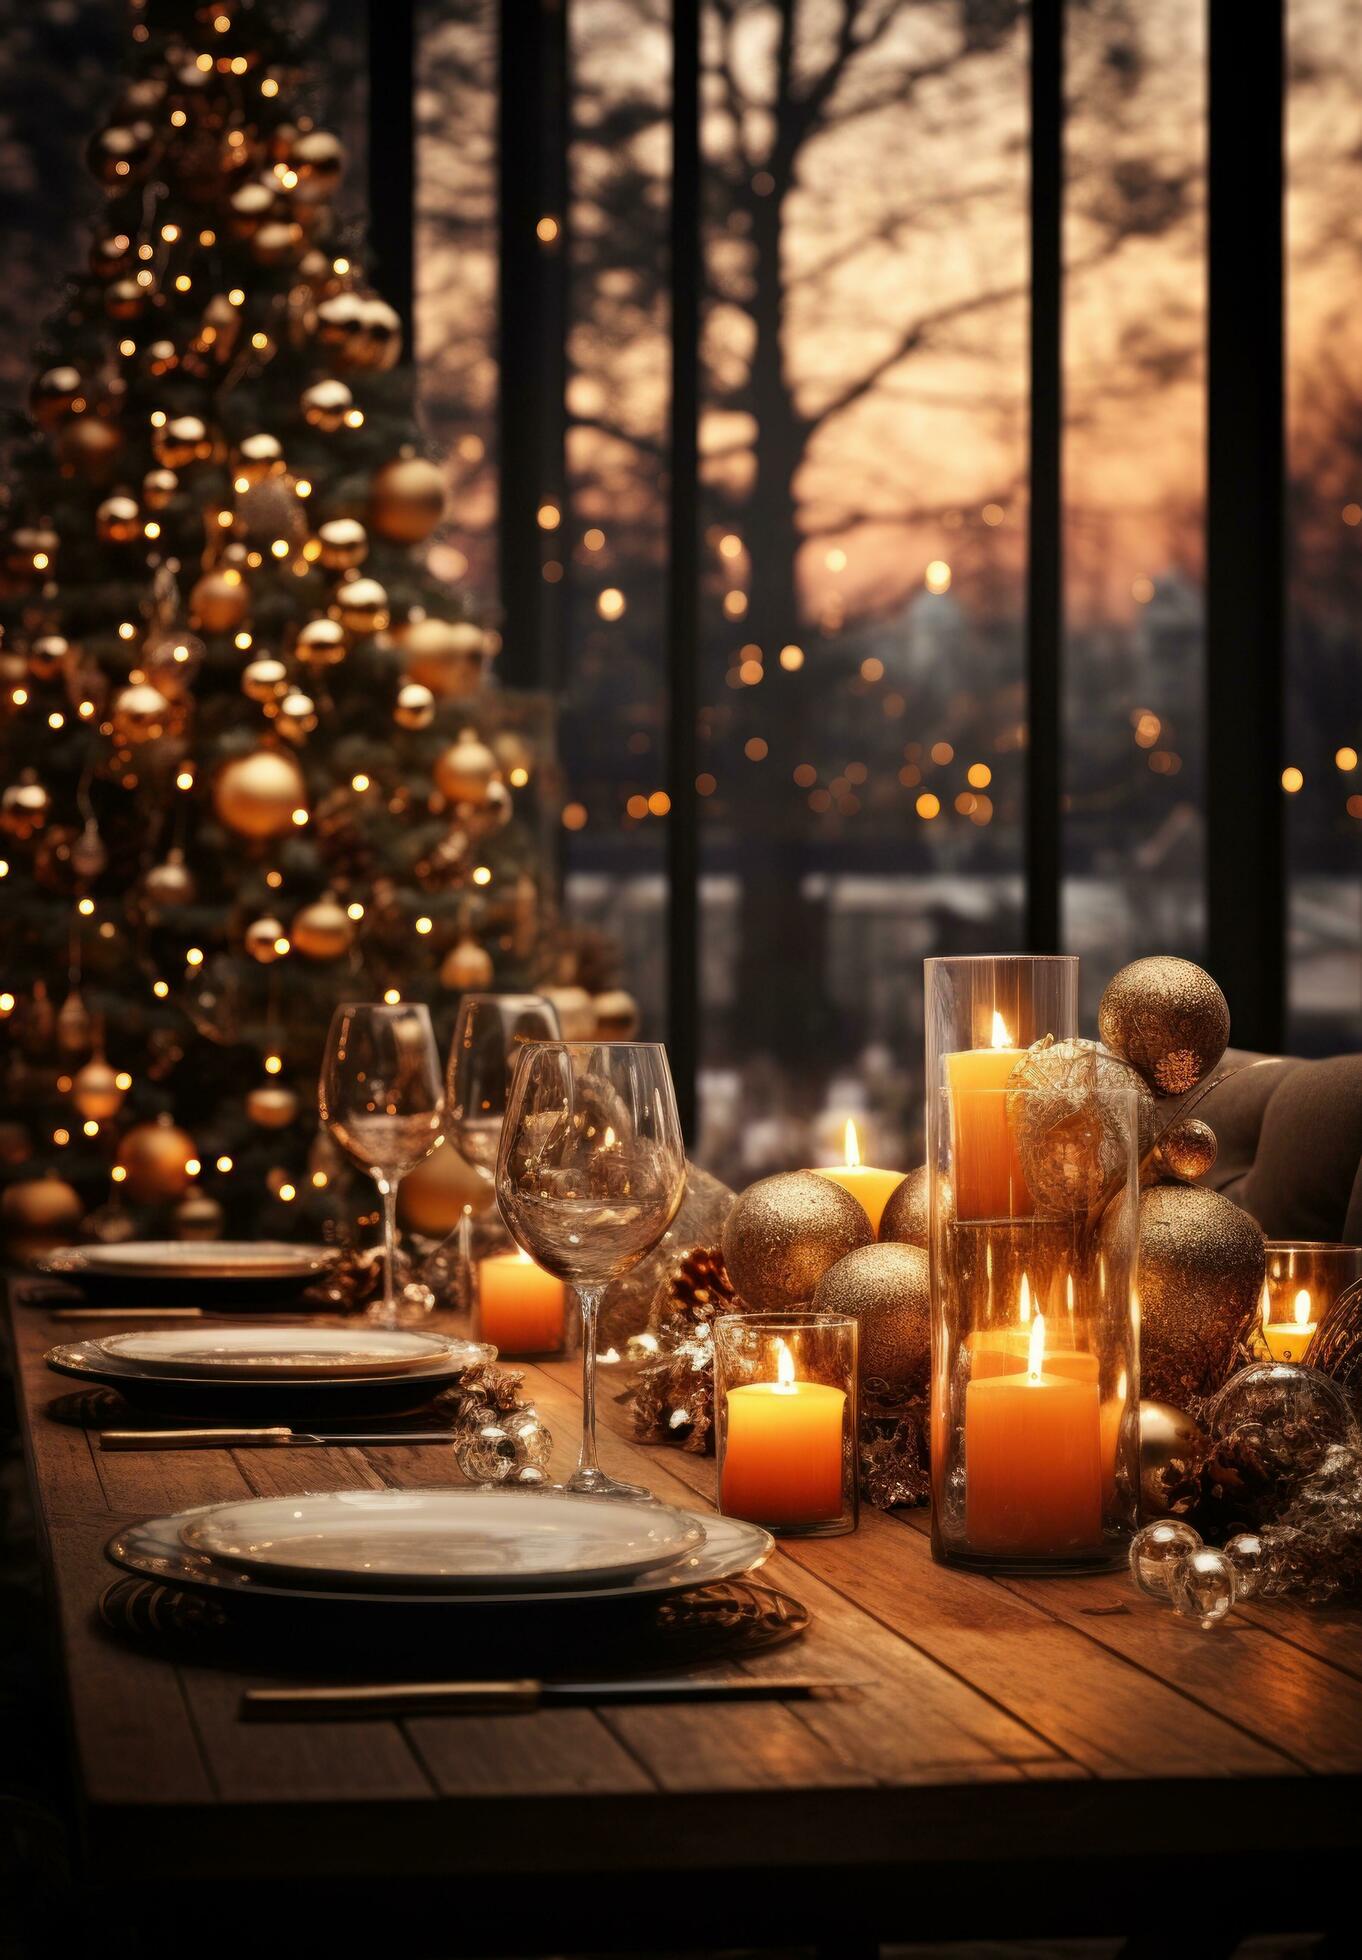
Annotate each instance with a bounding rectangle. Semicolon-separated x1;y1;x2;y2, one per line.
99;1427;456;1451
241;1678;864;1720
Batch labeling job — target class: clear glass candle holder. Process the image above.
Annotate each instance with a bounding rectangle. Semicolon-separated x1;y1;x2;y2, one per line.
928;1066;1140;1575
714;1313;858;1537
1257;1242;1362;1363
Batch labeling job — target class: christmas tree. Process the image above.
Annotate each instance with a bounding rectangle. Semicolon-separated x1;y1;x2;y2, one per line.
0;0;559;1258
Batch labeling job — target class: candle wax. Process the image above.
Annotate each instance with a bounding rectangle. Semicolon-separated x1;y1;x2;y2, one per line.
1261;1320;1316;1364
721;1379;846;1526
814;1163;902;1235
965;1367;1102;1555
478;1251;566;1355
945;1046;1029;1220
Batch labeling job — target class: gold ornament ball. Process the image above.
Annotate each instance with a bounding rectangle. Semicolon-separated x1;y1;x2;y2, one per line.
1;777;51;839
369;455;447;543
722;1171;875;1313
87;121;153;185
214;748;307;839
189;567;250;634
235;433;285;483
879;1165;930;1247
1152;1117;1219;1184
275;689;317;742
399;1138;495;1234
316;517;368;570
289;128;346;201
56;414;124;484
56;989;94;1057
440;936;495;990
541;984;595;1039
30;365;84;430
174;1191;224;1242
142;466;179;511
812;1240;931;1394
72;1058;125;1122
154;414;212;470
1139;1399;1209;1519
251;219;303;267
29;635;72;682
229;182;274;235
244;916;287;963
301;378;354;432
331;577;389;636
1098;1183;1264;1405
1;1175;83;1263
242;656;288;702
434;729;498;806
1006;1037;1156;1215
292;897;354;960
96;495;141;545
593;989;640;1038
111;682;172;745
399;616;485;697
1097;957;1230;1096
104;277;146;322
116;1120;197;1203
394;681;435;730
356;296;403;372
247;1083;300;1129
141;851;195;912
296;617;347;668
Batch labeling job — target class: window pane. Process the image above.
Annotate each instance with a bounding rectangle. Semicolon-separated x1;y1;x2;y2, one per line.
695;0;1029;1182
1062;0;1207;1027
1287;0;1362;1053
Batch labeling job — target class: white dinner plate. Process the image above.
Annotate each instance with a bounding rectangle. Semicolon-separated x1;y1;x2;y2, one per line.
109;1503;771;1608
46;1241;334;1281
177;1487;708;1592
96;1325;462;1381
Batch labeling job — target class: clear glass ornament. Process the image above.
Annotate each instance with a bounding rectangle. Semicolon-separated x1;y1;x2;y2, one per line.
1129;1518;1202;1600
1208;1363;1360;1451
454;1420;518;1483
504;1408;553;1469
1168;1546;1237;1627
1223;1530;1265;1600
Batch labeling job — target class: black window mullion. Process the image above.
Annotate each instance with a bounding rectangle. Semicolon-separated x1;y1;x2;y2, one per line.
367;0;415;341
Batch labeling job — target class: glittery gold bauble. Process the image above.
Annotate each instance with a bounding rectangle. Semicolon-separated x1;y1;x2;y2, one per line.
1151;1117;1218;1184
72;1058;125;1122
289;128;345;201
116;1119;197;1203
29;635;72;682
398;616;484;696
393;681;435;729
878;1165;930;1247
214;748;306;839
722;1171;874;1312
30;365;84;429
369;455;447;543
812;1241;930;1394
1139;1399;1209;1518
292;896;353;960
1;1175;83;1262
96;495;141;545
330;577;389;636
593;989;640;1038
316;517;368;570
56;414;124;483
295;617;346;668
142;466;179;510
1097;957;1230;1096
300;378;353;432
189;568;249;634
541;985;595;1039
141;851;194;913
174;1190;224;1242
1098;1184;1263;1405
242;656;288;702
244;916;287;963
440;936;494;990
399;1138;494;1234
153;415;213;470
434;729;498;805
247;1083;300;1128
111;682;171;745
1006;1038;1156;1215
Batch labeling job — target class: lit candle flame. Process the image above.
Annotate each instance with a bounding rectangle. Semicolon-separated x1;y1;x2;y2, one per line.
1027;1311;1046;1381
1018;1272;1032;1325
775;1337;796;1394
1294;1287;1313;1330
843;1118;861;1169
990;1010;1012;1049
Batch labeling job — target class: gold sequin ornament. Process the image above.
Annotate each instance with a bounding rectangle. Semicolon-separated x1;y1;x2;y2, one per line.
878;1166;930;1247
1097;957;1230;1096
812;1241;930;1394
722;1171;874;1312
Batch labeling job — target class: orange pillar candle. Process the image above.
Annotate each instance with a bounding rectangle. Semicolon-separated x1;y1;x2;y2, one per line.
945;1012;1029;1220
965;1312;1102;1555
721;1340;846;1526
814;1120;902;1235
1261;1285;1317;1364
478;1247;566;1355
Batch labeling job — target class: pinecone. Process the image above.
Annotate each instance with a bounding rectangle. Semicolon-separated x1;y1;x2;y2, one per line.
648;1242;735;1340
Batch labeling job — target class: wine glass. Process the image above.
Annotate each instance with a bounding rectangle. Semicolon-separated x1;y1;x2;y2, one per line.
497;1041;686;1498
445;993;561;1307
319;1001;445;1327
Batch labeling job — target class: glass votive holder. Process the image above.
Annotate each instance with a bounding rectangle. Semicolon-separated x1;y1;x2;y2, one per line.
1257;1242;1362;1363
928;1069;1140;1575
475;1243;569;1357
714;1313;858;1537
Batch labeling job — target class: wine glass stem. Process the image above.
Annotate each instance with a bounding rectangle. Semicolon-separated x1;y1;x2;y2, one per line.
458;1205;473;1316
379;1178;400;1327
576;1283;605;1478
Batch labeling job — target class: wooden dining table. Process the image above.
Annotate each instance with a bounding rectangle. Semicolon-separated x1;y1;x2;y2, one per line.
8;1275;1362;1955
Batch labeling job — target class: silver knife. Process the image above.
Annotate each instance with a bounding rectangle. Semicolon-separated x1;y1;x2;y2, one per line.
242;1678;864;1720
100;1427;455;1451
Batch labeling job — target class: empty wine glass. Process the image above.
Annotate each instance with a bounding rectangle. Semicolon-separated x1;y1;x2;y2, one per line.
319;1001;445;1327
497;1041;686;1497
445;992;561;1307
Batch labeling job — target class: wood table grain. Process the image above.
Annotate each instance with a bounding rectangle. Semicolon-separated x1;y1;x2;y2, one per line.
9;1280;1362;1952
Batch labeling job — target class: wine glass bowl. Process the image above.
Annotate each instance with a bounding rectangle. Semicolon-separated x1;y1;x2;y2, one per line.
497;1041;686;1496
